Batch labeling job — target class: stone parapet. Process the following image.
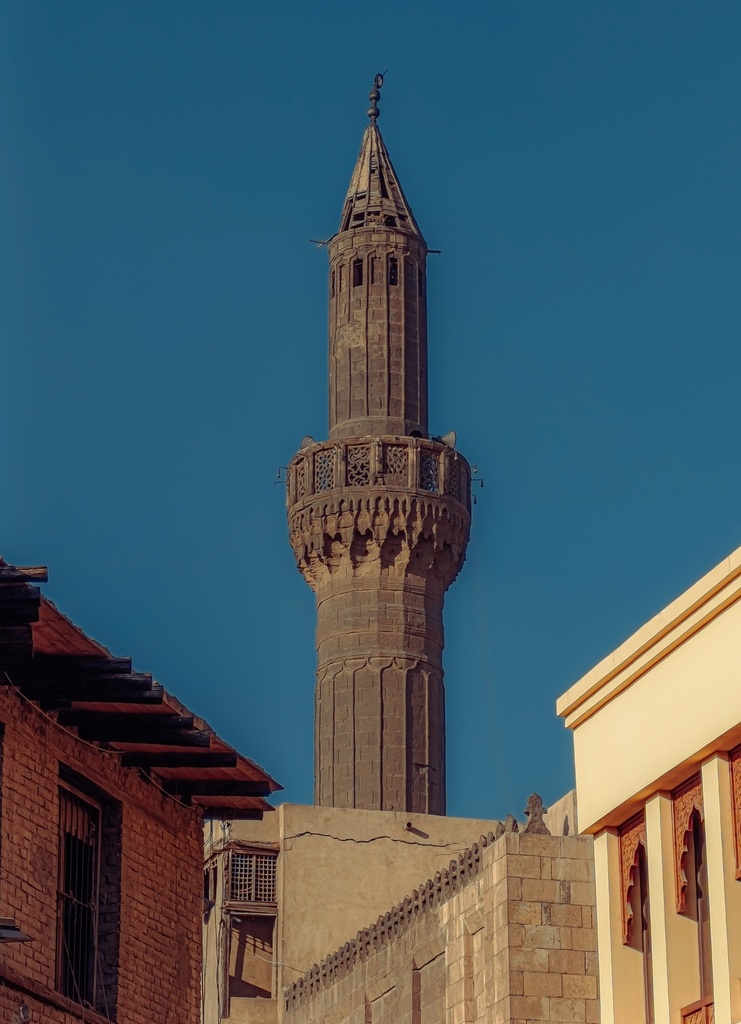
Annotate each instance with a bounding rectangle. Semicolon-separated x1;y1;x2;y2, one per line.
288;436;470;515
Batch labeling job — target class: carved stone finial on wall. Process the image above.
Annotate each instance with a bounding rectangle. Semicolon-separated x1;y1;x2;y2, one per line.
523;793;550;835
619;813;647;945
672;775;704;914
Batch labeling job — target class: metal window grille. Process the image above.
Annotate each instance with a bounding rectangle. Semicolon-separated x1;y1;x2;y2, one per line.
57;788;99;1006
229;852;277;904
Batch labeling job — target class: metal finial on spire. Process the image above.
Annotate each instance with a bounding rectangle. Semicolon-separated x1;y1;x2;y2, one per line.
367;73;384;123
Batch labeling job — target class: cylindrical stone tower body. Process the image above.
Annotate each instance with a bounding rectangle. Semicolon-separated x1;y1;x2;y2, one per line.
287;85;470;815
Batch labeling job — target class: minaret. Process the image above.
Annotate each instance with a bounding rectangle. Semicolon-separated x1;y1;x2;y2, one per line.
287;77;471;815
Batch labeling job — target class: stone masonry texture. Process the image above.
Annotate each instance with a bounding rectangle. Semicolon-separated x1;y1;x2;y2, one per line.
288;465;470;814
0;684;203;1024
284;831;598;1024
287;115;471;815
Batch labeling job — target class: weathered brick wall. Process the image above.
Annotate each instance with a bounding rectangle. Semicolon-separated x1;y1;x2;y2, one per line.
285;830;598;1024
0;686;203;1024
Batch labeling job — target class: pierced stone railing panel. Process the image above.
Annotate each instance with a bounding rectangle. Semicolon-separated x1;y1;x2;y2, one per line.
314;448;335;492
287;436;471;513
346;444;371;486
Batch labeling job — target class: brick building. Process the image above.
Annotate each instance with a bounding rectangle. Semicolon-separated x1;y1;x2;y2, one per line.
0;558;279;1024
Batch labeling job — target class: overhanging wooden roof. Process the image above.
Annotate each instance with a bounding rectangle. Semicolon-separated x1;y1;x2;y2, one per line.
0;558;281;817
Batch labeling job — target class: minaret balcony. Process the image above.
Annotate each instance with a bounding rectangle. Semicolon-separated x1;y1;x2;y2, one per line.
287;436;471;514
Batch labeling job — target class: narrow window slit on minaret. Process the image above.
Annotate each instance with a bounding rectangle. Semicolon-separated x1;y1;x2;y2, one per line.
331;271;336;297
388;257;398;285
370;257;376;284
353;259;363;287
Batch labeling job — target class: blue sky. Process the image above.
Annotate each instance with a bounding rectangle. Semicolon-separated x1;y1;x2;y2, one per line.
2;1;740;821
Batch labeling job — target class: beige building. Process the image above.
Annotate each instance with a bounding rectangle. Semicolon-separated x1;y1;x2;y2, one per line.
202;796;578;1023
283;829;597;1024
558;544;741;1024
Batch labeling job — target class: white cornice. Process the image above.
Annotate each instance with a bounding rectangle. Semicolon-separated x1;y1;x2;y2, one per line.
557;544;741;729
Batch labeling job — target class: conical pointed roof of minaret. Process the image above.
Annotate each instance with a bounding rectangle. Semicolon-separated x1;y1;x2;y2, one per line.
337;76;424;241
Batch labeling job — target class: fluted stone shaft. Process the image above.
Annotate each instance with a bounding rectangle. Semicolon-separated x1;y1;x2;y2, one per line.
314;572;445;813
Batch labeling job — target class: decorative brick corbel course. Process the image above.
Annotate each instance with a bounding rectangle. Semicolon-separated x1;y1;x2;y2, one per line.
619;812;646;944
672;775;703;913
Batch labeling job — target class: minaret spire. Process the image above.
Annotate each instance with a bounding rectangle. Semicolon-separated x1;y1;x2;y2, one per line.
328;78;427;440
367;72;382;124
287;80;471;815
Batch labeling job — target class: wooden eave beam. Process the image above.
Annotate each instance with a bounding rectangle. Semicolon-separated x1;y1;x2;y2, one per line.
0;625;33;662
55;710;210;746
0;588;42;626
120;751;239;769
102;727;211;747
20;678;159;700
202;808;265;820
0;566;48;583
34;687;165;710
56;710;193;729
0;586;41;604
28;656;134;676
161;779;273;798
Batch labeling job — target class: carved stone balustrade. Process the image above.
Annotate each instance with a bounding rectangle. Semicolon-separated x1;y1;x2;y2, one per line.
287;436;470;513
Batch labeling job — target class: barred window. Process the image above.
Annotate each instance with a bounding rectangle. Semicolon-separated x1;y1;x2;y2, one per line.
57;787;99;1005
228;851;277;905
56;769;122;1017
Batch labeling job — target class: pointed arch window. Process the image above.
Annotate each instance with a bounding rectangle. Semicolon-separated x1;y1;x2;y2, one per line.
673;776;713;1001
388;256;398;286
730;745;741;880
620;813;654;1022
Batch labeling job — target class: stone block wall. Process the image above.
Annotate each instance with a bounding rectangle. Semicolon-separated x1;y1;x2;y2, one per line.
284;830;598;1024
0;686;203;1024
